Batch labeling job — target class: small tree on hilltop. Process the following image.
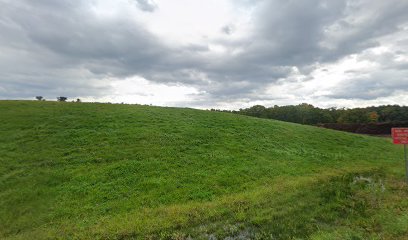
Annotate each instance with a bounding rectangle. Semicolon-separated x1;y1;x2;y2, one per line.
76;98;81;103
35;96;43;101
57;96;67;102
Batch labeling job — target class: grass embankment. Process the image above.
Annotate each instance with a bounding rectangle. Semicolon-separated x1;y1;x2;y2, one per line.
0;101;407;239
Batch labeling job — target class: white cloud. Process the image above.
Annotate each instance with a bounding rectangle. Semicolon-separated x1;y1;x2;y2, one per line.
91;76;201;106
137;0;253;46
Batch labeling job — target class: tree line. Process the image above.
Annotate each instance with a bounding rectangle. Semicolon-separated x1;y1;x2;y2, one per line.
211;103;408;124
35;96;81;102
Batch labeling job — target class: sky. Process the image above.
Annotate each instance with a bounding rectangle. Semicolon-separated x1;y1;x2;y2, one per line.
0;0;407;109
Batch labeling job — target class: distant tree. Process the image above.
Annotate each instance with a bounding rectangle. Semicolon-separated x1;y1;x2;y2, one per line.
337;108;370;123
377;105;407;122
368;111;379;122
242;105;267;118
234;104;408;125
76;98;81;103
298;103;314;124
35;96;43;101
57;97;67;102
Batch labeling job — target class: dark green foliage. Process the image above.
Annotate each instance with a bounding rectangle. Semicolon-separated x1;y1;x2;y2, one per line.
337;108;371;123
57;96;67;102
221;104;408;125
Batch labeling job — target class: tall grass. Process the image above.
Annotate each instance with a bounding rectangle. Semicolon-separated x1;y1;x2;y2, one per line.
0;101;407;239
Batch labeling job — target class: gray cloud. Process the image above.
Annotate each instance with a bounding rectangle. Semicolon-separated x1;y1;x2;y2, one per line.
328;52;408;100
221;25;233;35
0;0;167;99
245;0;346;65
134;0;158;12
0;0;407;107
329;75;408;100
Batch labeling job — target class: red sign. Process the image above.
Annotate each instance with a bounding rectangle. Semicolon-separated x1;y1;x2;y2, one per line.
392;128;408;144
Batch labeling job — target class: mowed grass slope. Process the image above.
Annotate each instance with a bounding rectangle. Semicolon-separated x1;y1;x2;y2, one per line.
0;101;407;239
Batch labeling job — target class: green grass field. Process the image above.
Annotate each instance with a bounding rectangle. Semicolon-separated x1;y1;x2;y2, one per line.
1;101;407;239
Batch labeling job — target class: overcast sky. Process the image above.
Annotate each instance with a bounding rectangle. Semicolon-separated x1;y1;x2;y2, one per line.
1;0;407;109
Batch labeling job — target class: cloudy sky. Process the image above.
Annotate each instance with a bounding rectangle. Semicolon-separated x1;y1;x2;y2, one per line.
1;0;407;109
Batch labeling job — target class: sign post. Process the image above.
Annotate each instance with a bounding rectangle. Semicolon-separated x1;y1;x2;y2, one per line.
406;144;408;184
391;128;408;183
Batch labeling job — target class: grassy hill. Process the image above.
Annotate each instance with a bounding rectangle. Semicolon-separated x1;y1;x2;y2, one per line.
0;101;407;239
